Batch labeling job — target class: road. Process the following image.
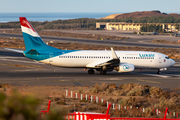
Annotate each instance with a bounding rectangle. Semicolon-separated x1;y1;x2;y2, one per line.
0;32;180;48
0;47;180;93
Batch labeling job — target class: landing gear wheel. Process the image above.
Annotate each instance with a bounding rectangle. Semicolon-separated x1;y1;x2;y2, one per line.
157;69;161;74
157;71;161;74
100;70;106;75
88;69;94;74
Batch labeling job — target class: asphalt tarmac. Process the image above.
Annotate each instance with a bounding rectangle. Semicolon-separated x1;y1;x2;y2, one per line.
0;32;180;48
0;47;180;93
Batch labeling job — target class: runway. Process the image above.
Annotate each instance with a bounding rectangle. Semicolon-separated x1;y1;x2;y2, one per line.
0;32;180;49
0;47;180;92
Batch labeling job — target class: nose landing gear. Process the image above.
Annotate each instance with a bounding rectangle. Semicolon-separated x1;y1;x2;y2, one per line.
157;69;161;74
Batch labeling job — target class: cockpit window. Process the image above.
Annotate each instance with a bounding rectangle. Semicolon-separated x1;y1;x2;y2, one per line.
165;57;169;59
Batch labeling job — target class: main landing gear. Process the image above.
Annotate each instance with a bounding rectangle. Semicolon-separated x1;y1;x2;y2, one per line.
157;69;161;74
88;69;107;75
100;69;107;75
88;69;94;74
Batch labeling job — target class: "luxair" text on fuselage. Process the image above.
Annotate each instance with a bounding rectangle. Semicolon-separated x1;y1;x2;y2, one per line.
139;53;155;57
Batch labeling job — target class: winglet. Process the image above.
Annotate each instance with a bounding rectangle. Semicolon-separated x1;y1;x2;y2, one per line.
111;47;119;59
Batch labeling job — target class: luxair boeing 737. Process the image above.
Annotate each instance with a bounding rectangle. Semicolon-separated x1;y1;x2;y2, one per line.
6;17;175;75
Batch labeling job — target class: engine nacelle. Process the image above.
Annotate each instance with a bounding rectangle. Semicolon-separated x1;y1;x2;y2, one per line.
115;63;135;72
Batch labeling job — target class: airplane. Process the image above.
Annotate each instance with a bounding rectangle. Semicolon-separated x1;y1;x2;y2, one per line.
5;17;175;75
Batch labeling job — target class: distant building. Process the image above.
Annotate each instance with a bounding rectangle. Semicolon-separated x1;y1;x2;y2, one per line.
96;22;178;32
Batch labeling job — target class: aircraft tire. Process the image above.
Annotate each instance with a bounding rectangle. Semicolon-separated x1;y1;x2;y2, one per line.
157;71;161;74
100;70;106;75
157;69;161;74
88;69;94;74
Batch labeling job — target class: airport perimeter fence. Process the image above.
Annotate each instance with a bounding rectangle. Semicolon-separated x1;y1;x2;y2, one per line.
65;90;179;118
65;104;180;120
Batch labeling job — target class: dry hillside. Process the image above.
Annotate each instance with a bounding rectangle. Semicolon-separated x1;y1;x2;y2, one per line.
101;10;180;19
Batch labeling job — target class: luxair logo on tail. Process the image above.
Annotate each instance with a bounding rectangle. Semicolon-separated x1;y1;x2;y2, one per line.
139;53;155;57
23;20;32;29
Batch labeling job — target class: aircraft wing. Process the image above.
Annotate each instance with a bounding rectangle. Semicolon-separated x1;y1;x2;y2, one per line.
86;47;120;68
4;48;24;53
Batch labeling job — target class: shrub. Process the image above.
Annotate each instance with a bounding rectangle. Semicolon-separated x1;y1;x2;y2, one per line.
56;101;66;105
99;83;108;91
44;108;66;120
106;88;113;94
78;88;83;93
0;90;40;120
92;88;99;93
0;90;67;120
119;97;131;106
149;87;164;98
109;83;117;88
118;84;124;89
127;89;143;96
159;97;168;108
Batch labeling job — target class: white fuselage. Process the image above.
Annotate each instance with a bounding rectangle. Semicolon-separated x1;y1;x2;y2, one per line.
40;50;175;69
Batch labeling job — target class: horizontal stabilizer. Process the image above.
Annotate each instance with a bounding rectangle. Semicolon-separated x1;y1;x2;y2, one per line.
4;48;23;53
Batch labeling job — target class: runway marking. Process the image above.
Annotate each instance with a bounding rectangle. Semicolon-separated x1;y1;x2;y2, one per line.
0;58;43;64
143;74;170;78
136;79;161;83
99;77;123;80
0;76;67;81
14;69;45;71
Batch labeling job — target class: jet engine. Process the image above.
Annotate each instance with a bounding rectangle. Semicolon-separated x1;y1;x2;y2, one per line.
115;63;135;72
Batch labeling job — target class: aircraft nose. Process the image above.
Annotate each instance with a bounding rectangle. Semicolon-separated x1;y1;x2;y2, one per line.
170;59;175;66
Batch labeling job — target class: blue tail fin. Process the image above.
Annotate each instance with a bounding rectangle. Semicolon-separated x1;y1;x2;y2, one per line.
19;17;58;52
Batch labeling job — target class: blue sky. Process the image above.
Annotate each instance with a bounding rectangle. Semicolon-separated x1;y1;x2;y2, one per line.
1;0;180;13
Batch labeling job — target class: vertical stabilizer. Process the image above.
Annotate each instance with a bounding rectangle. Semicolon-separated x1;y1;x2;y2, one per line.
19;17;57;51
